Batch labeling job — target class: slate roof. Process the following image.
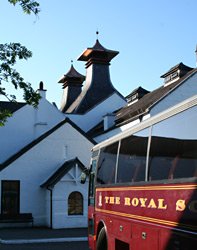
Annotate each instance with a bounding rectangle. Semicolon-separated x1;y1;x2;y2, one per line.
126;86;150;103
160;62;194;78
0;118;96;171
87;65;197;138
116;67;197;125
0;101;26;113
66;82;124;114
40;157;87;188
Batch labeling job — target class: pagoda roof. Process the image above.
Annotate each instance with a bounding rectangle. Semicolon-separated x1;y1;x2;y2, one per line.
58;65;85;84
78;39;119;62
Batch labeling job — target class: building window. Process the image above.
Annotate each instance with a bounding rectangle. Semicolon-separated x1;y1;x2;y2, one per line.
1;180;20;215
68;191;83;215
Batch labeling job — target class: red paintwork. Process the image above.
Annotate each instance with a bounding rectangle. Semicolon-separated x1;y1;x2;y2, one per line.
88;205;95;250
88;182;197;250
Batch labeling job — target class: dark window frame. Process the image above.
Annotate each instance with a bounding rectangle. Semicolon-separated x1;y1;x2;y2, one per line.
1;180;20;215
68;191;83;216
96;142;119;185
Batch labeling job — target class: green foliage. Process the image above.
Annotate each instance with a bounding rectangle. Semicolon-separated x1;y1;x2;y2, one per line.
0;43;41;125
0;109;12;126
0;42;41;105
0;0;41;126
8;0;40;15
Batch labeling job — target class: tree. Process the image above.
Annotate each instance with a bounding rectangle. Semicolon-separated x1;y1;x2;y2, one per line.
8;0;40;15
0;0;41;126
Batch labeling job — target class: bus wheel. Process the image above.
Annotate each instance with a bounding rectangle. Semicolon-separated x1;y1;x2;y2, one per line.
96;227;107;250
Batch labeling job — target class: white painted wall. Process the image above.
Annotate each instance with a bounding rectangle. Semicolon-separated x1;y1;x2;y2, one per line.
52;165;89;229
66;93;126;132
0;121;93;227
0;97;64;163
151;72;197;116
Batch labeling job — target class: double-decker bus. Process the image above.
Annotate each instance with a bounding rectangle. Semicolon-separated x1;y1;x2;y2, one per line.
84;95;197;250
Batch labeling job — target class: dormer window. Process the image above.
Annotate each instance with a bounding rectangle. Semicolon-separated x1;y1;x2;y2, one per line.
164;71;179;85
161;63;193;87
126;87;150;106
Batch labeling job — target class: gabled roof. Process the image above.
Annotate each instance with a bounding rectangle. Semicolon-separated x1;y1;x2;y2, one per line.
116;68;197;125
0;118;96;171
40;157;86;188
0;101;26;113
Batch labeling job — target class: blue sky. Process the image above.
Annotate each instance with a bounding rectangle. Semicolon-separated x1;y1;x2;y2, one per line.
1;0;197;107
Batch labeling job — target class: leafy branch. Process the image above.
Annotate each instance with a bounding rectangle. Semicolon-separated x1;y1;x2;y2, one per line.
0;0;41;126
8;0;40;15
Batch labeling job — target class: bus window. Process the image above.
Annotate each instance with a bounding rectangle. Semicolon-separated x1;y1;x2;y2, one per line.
117;130;148;183
149;106;197;181
148;137;175;180
96;142;119;184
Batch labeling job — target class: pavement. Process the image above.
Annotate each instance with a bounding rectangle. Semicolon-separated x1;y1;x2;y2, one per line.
0;227;88;244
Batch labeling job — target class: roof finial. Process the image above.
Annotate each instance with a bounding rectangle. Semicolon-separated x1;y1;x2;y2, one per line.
96;30;99;40
71;59;73;66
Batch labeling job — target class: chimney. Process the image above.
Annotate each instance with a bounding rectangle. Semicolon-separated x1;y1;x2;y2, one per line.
103;113;115;131
37;81;46;99
58;64;85;113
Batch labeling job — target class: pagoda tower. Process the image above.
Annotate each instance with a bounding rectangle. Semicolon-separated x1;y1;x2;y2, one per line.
58;64;85;113
66;39;122;114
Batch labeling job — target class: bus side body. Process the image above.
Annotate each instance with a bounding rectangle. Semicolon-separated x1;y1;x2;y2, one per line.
88;97;197;250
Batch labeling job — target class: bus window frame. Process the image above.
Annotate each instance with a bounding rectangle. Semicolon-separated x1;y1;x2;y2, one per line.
89;154;100;206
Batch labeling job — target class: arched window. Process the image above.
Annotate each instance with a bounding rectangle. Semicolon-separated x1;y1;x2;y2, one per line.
68;191;83;215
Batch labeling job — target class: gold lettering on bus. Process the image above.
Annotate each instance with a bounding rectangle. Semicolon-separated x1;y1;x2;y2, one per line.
132;198;139;207
176;199;186;211
100;194;188;212
124;197;131;206
98;193;102;207
115;197;121;205
109;197;115;204
158;199;167;210
139;198;147;207
147;198;157;209
105;196;110;204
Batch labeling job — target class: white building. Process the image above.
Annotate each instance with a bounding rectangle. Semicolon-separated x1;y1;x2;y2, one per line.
0;39;126;228
94;62;197;142
1;39;196;229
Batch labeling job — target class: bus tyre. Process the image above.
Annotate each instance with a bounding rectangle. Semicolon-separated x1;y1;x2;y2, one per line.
96;227;107;250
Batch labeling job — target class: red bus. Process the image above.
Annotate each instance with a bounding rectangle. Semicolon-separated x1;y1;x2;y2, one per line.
83;96;197;250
